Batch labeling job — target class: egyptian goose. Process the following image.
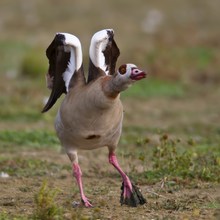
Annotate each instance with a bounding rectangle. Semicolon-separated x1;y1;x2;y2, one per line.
42;29;147;207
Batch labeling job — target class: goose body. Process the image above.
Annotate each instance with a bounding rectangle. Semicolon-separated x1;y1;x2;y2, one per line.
56;76;123;151
43;29;147;207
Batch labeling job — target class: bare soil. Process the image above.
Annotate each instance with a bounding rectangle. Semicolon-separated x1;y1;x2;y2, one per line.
0;149;220;220
1;93;220;219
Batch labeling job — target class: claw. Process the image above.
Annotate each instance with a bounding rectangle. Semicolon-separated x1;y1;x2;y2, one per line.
72;199;93;208
120;182;146;207
82;198;93;208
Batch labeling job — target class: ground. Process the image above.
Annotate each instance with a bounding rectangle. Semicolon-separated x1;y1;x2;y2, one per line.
0;90;220;219
0;0;220;219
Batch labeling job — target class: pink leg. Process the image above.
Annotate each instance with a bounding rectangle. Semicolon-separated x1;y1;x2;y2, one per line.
72;163;92;207
109;152;133;199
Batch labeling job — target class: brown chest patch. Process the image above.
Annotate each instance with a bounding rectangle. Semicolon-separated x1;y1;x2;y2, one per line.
101;76;119;99
85;134;101;140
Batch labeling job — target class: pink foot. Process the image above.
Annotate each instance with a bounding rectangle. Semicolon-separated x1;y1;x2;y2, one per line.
122;177;133;199
120;181;146;207
109;152;146;207
109;153;133;197
82;197;93;208
72;163;93;208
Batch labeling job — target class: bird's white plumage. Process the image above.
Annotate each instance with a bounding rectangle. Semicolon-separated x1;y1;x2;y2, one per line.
62;46;76;92
58;33;83;92
89;29;113;74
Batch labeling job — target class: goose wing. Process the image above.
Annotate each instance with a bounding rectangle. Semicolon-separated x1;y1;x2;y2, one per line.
42;33;84;113
88;29;120;83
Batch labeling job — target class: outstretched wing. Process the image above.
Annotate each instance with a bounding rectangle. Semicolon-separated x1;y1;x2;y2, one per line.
88;29;120;83
42;33;84;113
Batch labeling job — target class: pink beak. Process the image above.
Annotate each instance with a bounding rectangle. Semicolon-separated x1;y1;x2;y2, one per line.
130;68;147;81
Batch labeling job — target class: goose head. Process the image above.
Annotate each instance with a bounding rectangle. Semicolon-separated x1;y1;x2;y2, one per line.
106;63;147;97
110;64;147;92
117;64;147;81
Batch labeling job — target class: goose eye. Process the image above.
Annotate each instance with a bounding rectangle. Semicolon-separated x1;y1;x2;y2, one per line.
119;65;127;75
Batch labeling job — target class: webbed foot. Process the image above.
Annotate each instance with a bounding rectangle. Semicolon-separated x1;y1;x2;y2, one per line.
72;198;93;208
120;182;146;207
82;197;93;208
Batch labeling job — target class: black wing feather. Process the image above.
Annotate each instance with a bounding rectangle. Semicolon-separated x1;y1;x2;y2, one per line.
42;34;70;113
103;37;120;75
87;30;120;83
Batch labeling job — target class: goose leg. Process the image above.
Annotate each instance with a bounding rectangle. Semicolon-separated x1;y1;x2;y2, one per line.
109;152;132;197
72;163;92;207
67;150;92;207
109;152;146;207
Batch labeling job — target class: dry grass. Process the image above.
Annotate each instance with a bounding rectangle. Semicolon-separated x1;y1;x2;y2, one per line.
1;0;220;81
0;0;220;219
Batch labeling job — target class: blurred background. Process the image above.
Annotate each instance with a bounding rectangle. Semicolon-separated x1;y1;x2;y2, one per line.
0;1;220;218
0;0;220;83
0;0;220;137
1;0;220;77
0;0;220;141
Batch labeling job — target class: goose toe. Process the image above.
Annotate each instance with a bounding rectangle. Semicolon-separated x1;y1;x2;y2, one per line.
120;182;146;207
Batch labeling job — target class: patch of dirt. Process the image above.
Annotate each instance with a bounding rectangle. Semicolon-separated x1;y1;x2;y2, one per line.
1;91;220;219
0;149;219;219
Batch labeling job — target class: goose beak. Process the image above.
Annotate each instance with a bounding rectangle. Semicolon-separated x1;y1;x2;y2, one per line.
130;68;147;81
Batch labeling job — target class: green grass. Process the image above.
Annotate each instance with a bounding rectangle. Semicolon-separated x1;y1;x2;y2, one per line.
140;46;220;87
0;212;28;220
32;181;63;220
0;130;59;150
0;110;42;122
203;201;220;209
122;78;185;99
119;124;220;185
127;134;220;184
0;157;69;177
0;0;220;219
0;40;29;75
152;136;220;182
0;40;46;79
20;47;48;78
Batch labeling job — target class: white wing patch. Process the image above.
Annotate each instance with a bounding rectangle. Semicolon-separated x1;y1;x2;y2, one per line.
57;33;83;92
89;29;113;75
62;46;75;92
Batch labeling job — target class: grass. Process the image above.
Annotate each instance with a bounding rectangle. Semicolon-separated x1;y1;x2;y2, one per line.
0;0;220;219
121;78;185;99
0;40;30;75
32;181;63;220
0;212;28;220
119;133;220;185
142;46;220;83
0;130;59;150
0;156;69;177
1;130;219;182
0;68;219;220
20;47;48;78
146;135;220;183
